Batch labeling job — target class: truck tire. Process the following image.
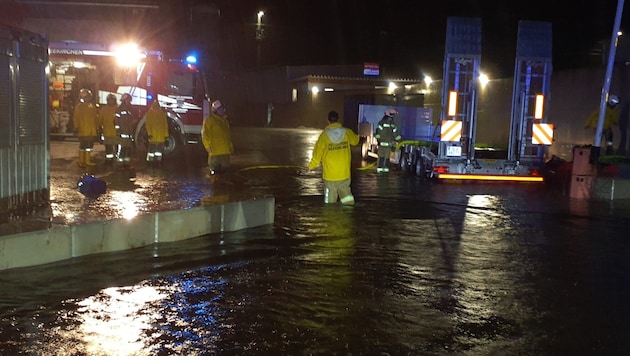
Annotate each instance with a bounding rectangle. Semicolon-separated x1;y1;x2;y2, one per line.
399;152;411;173
415;157;426;177
361;141;370;160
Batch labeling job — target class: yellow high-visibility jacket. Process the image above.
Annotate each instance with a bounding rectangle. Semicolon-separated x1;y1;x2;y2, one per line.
98;104;118;138
73;101;98;137
145;104;169;143
309;122;360;181
201;112;233;156
585;106;619;130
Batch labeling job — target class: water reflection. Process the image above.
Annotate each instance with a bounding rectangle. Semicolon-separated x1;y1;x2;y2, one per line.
109;191;142;220
75;286;166;355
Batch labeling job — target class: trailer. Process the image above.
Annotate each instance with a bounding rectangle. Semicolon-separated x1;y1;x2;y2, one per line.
432;18;553;182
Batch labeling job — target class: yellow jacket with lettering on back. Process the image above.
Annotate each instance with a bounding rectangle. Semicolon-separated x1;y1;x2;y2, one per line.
309;122;360;181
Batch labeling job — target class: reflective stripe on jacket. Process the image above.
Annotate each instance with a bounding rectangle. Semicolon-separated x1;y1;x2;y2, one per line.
375;118;401;144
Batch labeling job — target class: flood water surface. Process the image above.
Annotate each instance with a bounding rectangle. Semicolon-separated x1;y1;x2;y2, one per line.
2;128;630;355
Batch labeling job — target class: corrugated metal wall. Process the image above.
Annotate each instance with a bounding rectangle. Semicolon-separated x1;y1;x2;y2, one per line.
0;26;49;220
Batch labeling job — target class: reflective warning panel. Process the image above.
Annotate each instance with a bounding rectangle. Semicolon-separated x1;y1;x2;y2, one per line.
532;123;554;145
441;120;463;142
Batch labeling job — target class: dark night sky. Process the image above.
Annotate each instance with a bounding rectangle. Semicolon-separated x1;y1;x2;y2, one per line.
2;0;627;79
206;0;629;78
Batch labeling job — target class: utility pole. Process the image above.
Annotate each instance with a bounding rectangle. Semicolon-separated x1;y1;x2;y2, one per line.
592;0;625;162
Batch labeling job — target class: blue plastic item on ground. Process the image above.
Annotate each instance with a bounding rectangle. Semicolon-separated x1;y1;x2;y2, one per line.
77;174;107;196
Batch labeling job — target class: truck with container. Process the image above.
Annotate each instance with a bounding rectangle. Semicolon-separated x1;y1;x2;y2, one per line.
47;40;209;157
357;104;437;177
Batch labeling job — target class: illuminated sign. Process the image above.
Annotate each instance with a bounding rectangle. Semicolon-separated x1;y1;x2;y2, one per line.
363;62;380;76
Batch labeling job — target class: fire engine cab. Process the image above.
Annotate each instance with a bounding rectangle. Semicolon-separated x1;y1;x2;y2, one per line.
47;41;208;157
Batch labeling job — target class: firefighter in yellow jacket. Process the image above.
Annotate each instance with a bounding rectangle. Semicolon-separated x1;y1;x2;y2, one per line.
584;94;620;155
308;110;360;205
98;94;118;165
145;100;170;166
72;88;99;167
201;100;234;176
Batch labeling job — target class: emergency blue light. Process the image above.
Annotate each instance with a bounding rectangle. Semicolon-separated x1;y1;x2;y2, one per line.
147;93;154;101
186;55;197;64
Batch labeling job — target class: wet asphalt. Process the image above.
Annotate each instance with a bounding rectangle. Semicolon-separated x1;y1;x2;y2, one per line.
2;127;630;354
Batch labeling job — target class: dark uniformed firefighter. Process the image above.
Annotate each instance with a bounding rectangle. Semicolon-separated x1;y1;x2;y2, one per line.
72;88;99;167
374;109;402;173
114;93;136;169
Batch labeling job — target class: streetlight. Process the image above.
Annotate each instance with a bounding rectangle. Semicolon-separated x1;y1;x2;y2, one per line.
256;10;265;67
478;72;489;87
256;11;264;39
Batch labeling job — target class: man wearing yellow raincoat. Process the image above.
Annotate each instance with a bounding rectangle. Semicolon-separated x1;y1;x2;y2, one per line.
73;88;99;167
201;100;234;176
585;95;620;155
145;100;170;166
308;110;360;205
98;94;118;165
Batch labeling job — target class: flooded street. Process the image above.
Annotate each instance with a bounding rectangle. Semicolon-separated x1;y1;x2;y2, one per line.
2;128;630;354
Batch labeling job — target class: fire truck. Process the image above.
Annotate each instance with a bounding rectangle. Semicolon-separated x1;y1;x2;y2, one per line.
432;18;553;182
47;41;208;157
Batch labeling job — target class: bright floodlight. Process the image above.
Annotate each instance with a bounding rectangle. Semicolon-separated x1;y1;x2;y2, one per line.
479;72;489;87
424;76;433;86
115;43;142;67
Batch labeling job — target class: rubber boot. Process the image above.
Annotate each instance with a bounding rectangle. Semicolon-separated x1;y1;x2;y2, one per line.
85;151;96;166
77;151;86;168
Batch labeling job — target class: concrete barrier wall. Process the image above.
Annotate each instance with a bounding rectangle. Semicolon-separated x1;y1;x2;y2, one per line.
0;197;275;270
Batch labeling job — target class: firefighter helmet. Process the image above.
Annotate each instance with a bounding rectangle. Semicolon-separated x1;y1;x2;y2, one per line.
609;95;620;106
121;93;132;103
79;88;92;102
385;109;398;117
106;94;117;105
211;100;224;112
